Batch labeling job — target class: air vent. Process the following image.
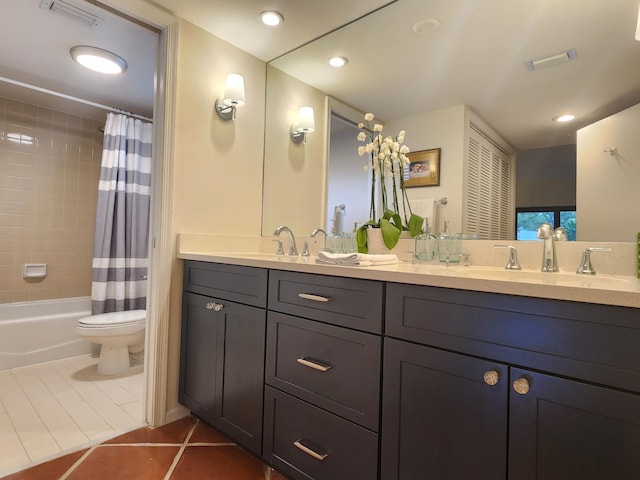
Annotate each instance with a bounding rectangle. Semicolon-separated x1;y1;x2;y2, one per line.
525;48;577;71
39;0;103;28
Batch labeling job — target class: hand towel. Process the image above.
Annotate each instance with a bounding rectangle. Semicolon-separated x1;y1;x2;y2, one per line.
412;198;435;228
315;251;399;267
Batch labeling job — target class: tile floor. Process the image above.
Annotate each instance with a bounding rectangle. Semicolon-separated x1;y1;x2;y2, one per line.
1;415;289;480
0;354;144;477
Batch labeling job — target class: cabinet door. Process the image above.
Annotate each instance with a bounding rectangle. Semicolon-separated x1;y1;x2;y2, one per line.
382;338;508;480
509;368;640;480
214;300;266;456
179;291;222;425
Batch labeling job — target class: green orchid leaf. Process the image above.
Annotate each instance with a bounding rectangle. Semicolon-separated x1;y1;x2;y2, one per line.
380;219;401;249
408;213;424;237
356;224;369;253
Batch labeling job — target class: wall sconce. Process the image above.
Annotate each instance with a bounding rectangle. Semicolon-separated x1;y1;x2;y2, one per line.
290;106;315;144
216;74;245;121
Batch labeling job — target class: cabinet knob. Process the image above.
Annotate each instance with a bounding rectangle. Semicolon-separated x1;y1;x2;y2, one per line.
513;377;530;395
205;302;224;311
483;370;500;386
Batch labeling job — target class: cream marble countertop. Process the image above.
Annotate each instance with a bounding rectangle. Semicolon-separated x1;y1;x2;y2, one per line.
178;251;640;309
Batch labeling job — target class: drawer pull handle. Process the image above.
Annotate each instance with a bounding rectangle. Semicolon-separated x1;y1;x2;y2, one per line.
298;293;333;302
293;439;328;461
513;377;531;395
296;357;333;372
483;370;500;386
205;302;224;312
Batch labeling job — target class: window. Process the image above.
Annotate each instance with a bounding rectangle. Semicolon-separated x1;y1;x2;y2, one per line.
516;207;576;241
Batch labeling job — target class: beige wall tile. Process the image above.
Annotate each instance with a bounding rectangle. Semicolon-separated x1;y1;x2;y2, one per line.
0;96;101;304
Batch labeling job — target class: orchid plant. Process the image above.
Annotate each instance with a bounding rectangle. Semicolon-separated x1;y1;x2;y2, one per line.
356;112;423;252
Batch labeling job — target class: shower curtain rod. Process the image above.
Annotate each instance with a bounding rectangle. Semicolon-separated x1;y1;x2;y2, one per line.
0;76;153;123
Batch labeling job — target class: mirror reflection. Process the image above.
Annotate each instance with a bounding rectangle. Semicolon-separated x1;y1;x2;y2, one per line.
262;0;640;242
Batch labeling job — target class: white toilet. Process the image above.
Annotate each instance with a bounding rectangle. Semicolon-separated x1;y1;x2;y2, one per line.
77;309;146;375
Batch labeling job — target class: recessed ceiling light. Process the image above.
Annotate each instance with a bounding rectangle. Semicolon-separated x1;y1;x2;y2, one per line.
261;11;283;26
553;114;575;123
329;56;348;67
70;45;127;74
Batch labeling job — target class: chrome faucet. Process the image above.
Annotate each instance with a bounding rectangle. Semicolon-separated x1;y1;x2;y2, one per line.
274;225;299;256
301;228;327;257
536;223;566;272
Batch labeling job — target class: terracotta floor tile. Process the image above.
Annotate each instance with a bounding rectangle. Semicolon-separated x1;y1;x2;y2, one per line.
66;446;179;480
105;416;197;444
268;469;290;480
170;445;266;480
0;449;88;480
188;421;234;444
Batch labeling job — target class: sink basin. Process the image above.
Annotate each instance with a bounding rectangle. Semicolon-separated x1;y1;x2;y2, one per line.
447;266;637;289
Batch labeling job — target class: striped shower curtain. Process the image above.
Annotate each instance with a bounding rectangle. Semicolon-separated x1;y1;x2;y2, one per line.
91;113;152;314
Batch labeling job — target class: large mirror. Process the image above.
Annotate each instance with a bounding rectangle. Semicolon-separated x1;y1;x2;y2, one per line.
262;0;640;241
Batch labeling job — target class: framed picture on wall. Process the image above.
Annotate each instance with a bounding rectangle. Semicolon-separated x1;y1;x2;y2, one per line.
404;148;441;187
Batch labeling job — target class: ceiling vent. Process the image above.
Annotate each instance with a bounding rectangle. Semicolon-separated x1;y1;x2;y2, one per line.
39;0;103;28
525;48;577;71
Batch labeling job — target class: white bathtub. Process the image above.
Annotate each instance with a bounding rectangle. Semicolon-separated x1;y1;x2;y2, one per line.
0;297;97;371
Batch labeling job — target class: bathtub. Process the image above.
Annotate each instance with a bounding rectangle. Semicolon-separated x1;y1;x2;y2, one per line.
0;297;98;371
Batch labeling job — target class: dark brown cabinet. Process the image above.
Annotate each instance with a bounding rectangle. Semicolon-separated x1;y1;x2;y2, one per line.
382;282;640;480
382;338;508;480
180;261;640;480
180;261;267;456
263;270;383;480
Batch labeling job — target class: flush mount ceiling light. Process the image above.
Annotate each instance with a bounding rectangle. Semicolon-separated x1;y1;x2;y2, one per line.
553;114;576;123
70;45;127;74
329;56;348;67
260;11;283;26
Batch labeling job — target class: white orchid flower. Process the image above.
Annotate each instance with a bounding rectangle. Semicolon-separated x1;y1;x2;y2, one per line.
357;132;366;142
364;113;374;121
358;146;366;156
373;124;383;132
400;145;410;154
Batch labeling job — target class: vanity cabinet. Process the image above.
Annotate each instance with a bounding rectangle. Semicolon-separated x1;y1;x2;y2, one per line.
382;282;640;480
179;261;267;456
263;270;383;480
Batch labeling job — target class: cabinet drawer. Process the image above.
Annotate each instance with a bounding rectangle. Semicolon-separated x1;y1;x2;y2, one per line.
386;282;640;393
263;386;379;480
268;270;383;333
266;312;381;431
183;261;267;307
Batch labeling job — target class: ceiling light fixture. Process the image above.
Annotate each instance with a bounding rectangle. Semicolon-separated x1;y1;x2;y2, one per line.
329;56;348;67
70;45;127;74
261;11;283;26
553;114;575;123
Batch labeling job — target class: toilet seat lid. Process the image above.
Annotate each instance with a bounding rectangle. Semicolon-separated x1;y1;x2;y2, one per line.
79;309;146;327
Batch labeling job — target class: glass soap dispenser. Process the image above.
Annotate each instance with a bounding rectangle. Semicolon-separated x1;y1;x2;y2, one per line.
414;218;438;263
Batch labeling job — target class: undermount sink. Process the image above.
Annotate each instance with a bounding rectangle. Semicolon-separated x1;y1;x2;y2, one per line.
448;266;636;289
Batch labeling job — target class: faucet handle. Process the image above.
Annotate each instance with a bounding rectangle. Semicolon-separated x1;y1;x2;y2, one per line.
576;247;612;275
494;245;521;270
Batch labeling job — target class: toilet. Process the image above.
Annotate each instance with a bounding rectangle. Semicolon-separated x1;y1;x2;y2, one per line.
77;309;146;375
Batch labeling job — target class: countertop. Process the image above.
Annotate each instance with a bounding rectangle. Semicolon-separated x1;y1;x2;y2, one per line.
178;251;640;309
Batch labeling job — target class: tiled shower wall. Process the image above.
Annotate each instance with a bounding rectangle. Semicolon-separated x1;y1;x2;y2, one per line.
0;96;104;303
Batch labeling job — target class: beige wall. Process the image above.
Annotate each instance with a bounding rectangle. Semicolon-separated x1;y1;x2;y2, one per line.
386;105;466;234
0;96;103;303
261;65;328;236
166;20;267;412
577;102;639;242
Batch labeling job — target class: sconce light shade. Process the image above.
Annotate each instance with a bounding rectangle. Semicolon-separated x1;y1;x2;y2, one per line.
290;106;315;144
216;73;246;120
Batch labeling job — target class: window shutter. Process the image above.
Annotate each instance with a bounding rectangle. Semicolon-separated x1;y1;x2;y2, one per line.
464;124;513;240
